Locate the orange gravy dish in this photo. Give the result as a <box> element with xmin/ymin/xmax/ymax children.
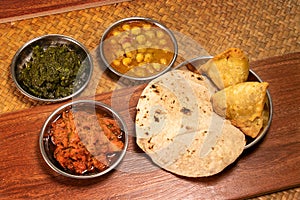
<box><xmin>49</xmin><ymin>109</ymin><xmax>125</xmax><ymax>175</ymax></box>
<box><xmin>102</xmin><ymin>20</ymin><xmax>176</xmax><ymax>78</ymax></box>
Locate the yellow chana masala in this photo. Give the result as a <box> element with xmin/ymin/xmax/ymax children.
<box><xmin>102</xmin><ymin>20</ymin><xmax>176</xmax><ymax>78</ymax></box>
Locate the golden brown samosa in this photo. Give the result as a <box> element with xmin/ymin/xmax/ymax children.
<box><xmin>200</xmin><ymin>48</ymin><xmax>249</xmax><ymax>89</ymax></box>
<box><xmin>211</xmin><ymin>81</ymin><xmax>269</xmax><ymax>138</ymax></box>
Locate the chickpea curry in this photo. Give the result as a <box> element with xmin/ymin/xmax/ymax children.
<box><xmin>102</xmin><ymin>20</ymin><xmax>176</xmax><ymax>78</ymax></box>
<box><xmin>49</xmin><ymin>108</ymin><xmax>125</xmax><ymax>175</ymax></box>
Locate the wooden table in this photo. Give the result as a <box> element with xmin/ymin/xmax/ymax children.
<box><xmin>0</xmin><ymin>53</ymin><xmax>299</xmax><ymax>199</ymax></box>
<box><xmin>0</xmin><ymin>0</ymin><xmax>129</xmax><ymax>23</ymax></box>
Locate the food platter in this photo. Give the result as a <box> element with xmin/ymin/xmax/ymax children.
<box><xmin>1</xmin><ymin>1</ymin><xmax>300</xmax><ymax>198</ymax></box>
<box><xmin>8</xmin><ymin>17</ymin><xmax>272</xmax><ymax>179</ymax></box>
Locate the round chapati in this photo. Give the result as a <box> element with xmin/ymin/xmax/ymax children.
<box><xmin>135</xmin><ymin>70</ymin><xmax>246</xmax><ymax>177</ymax></box>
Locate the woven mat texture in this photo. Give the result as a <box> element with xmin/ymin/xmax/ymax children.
<box><xmin>0</xmin><ymin>0</ymin><xmax>299</xmax><ymax>198</ymax></box>
<box><xmin>1</xmin><ymin>0</ymin><xmax>299</xmax><ymax>113</ymax></box>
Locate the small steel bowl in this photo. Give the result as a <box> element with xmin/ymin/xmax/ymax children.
<box><xmin>11</xmin><ymin>34</ymin><xmax>93</xmax><ymax>102</ymax></box>
<box><xmin>175</xmin><ymin>56</ymin><xmax>273</xmax><ymax>150</ymax></box>
<box><xmin>99</xmin><ymin>17</ymin><xmax>178</xmax><ymax>81</ymax></box>
<box><xmin>39</xmin><ymin>100</ymin><xmax>128</xmax><ymax>179</ymax></box>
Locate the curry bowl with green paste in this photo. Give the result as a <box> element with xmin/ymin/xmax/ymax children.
<box><xmin>11</xmin><ymin>34</ymin><xmax>93</xmax><ymax>102</ymax></box>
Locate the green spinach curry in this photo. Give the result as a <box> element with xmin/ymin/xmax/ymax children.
<box><xmin>17</xmin><ymin>45</ymin><xmax>87</xmax><ymax>99</ymax></box>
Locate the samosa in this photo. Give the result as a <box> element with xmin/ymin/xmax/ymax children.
<box><xmin>211</xmin><ymin>81</ymin><xmax>269</xmax><ymax>138</ymax></box>
<box><xmin>200</xmin><ymin>48</ymin><xmax>249</xmax><ymax>89</ymax></box>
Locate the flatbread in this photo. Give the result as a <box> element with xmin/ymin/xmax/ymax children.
<box><xmin>135</xmin><ymin>70</ymin><xmax>246</xmax><ymax>177</ymax></box>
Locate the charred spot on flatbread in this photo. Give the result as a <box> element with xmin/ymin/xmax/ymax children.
<box><xmin>180</xmin><ymin>107</ymin><xmax>192</xmax><ymax>115</ymax></box>
<box><xmin>191</xmin><ymin>73</ymin><xmax>203</xmax><ymax>81</ymax></box>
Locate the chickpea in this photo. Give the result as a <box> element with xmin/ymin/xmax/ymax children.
<box><xmin>135</xmin><ymin>68</ymin><xmax>146</xmax><ymax>77</ymax></box>
<box><xmin>160</xmin><ymin>58</ymin><xmax>168</xmax><ymax>65</ymax></box>
<box><xmin>112</xmin><ymin>59</ymin><xmax>121</xmax><ymax>66</ymax></box>
<box><xmin>122</xmin><ymin>57</ymin><xmax>132</xmax><ymax>66</ymax></box>
<box><xmin>121</xmin><ymin>31</ymin><xmax>130</xmax><ymax>38</ymax></box>
<box><xmin>136</xmin><ymin>34</ymin><xmax>146</xmax><ymax>44</ymax></box>
<box><xmin>119</xmin><ymin>33</ymin><xmax>130</xmax><ymax>43</ymax></box>
<box><xmin>125</xmin><ymin>47</ymin><xmax>136</xmax><ymax>57</ymax></box>
<box><xmin>152</xmin><ymin>45</ymin><xmax>159</xmax><ymax>50</ymax></box>
<box><xmin>163</xmin><ymin>47</ymin><xmax>171</xmax><ymax>53</ymax></box>
<box><xmin>137</xmin><ymin>45</ymin><xmax>147</xmax><ymax>53</ymax></box>
<box><xmin>125</xmin><ymin>50</ymin><xmax>133</xmax><ymax>58</ymax></box>
<box><xmin>143</xmin><ymin>24</ymin><xmax>152</xmax><ymax>30</ymax></box>
<box><xmin>159</xmin><ymin>39</ymin><xmax>167</xmax><ymax>46</ymax></box>
<box><xmin>136</xmin><ymin>53</ymin><xmax>144</xmax><ymax>63</ymax></box>
<box><xmin>115</xmin><ymin>49</ymin><xmax>124</xmax><ymax>58</ymax></box>
<box><xmin>131</xmin><ymin>26</ymin><xmax>141</xmax><ymax>35</ymax></box>
<box><xmin>110</xmin><ymin>39</ymin><xmax>117</xmax><ymax>45</ymax></box>
<box><xmin>156</xmin><ymin>30</ymin><xmax>165</xmax><ymax>38</ymax></box>
<box><xmin>153</xmin><ymin>63</ymin><xmax>162</xmax><ymax>71</ymax></box>
<box><xmin>145</xmin><ymin>31</ymin><xmax>155</xmax><ymax>39</ymax></box>
<box><xmin>138</xmin><ymin>62</ymin><xmax>146</xmax><ymax>67</ymax></box>
<box><xmin>147</xmin><ymin>65</ymin><xmax>155</xmax><ymax>74</ymax></box>
<box><xmin>122</xmin><ymin>42</ymin><xmax>131</xmax><ymax>49</ymax></box>
<box><xmin>122</xmin><ymin>24</ymin><xmax>131</xmax><ymax>31</ymax></box>
<box><xmin>112</xmin><ymin>30</ymin><xmax>121</xmax><ymax>36</ymax></box>
<box><xmin>145</xmin><ymin>41</ymin><xmax>153</xmax><ymax>47</ymax></box>
<box><xmin>127</xmin><ymin>67</ymin><xmax>136</xmax><ymax>75</ymax></box>
<box><xmin>144</xmin><ymin>53</ymin><xmax>153</xmax><ymax>63</ymax></box>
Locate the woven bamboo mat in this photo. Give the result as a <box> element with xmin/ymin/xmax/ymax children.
<box><xmin>0</xmin><ymin>0</ymin><xmax>299</xmax><ymax>198</ymax></box>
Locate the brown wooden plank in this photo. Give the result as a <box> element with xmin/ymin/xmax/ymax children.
<box><xmin>0</xmin><ymin>53</ymin><xmax>299</xmax><ymax>199</ymax></box>
<box><xmin>0</xmin><ymin>0</ymin><xmax>130</xmax><ymax>23</ymax></box>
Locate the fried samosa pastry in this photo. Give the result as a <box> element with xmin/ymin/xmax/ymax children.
<box><xmin>200</xmin><ymin>48</ymin><xmax>249</xmax><ymax>89</ymax></box>
<box><xmin>211</xmin><ymin>81</ymin><xmax>269</xmax><ymax>138</ymax></box>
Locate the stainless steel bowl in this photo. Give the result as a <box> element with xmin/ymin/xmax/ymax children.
<box><xmin>39</xmin><ymin>100</ymin><xmax>128</xmax><ymax>179</ymax></box>
<box><xmin>11</xmin><ymin>34</ymin><xmax>93</xmax><ymax>102</ymax></box>
<box><xmin>175</xmin><ymin>56</ymin><xmax>273</xmax><ymax>150</ymax></box>
<box><xmin>99</xmin><ymin>17</ymin><xmax>178</xmax><ymax>81</ymax></box>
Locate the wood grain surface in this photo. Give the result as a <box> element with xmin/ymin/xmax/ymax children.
<box><xmin>0</xmin><ymin>0</ymin><xmax>130</xmax><ymax>23</ymax></box>
<box><xmin>0</xmin><ymin>53</ymin><xmax>299</xmax><ymax>199</ymax></box>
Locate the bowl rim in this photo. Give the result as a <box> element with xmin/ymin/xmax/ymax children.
<box><xmin>245</xmin><ymin>69</ymin><xmax>273</xmax><ymax>149</ymax></box>
<box><xmin>10</xmin><ymin>34</ymin><xmax>93</xmax><ymax>102</ymax></box>
<box><xmin>39</xmin><ymin>100</ymin><xmax>129</xmax><ymax>179</ymax></box>
<box><xmin>174</xmin><ymin>56</ymin><xmax>273</xmax><ymax>150</ymax></box>
<box><xmin>99</xmin><ymin>16</ymin><xmax>178</xmax><ymax>81</ymax></box>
